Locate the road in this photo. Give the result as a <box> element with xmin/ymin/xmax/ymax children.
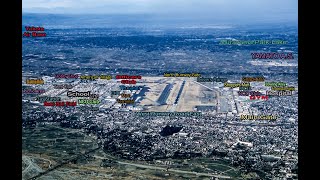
<box><xmin>27</xmin><ymin>146</ymin><xmax>101</xmax><ymax>180</ymax></box>
<box><xmin>117</xmin><ymin>161</ymin><xmax>232</xmax><ymax>179</ymax></box>
<box><xmin>94</xmin><ymin>155</ymin><xmax>231</xmax><ymax>179</ymax></box>
<box><xmin>22</xmin><ymin>156</ymin><xmax>43</xmax><ymax>176</ymax></box>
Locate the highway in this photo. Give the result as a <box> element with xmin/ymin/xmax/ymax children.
<box><xmin>27</xmin><ymin>146</ymin><xmax>101</xmax><ymax>180</ymax></box>
<box><xmin>94</xmin><ymin>155</ymin><xmax>232</xmax><ymax>179</ymax></box>
<box><xmin>117</xmin><ymin>161</ymin><xmax>232</xmax><ymax>179</ymax></box>
<box><xmin>27</xmin><ymin>149</ymin><xmax>232</xmax><ymax>179</ymax></box>
<box><xmin>22</xmin><ymin>156</ymin><xmax>43</xmax><ymax>176</ymax></box>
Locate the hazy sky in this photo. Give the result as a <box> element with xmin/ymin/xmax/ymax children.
<box><xmin>23</xmin><ymin>0</ymin><xmax>298</xmax><ymax>24</ymax></box>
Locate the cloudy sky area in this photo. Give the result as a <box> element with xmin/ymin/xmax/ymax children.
<box><xmin>23</xmin><ymin>0</ymin><xmax>297</xmax><ymax>24</ymax></box>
